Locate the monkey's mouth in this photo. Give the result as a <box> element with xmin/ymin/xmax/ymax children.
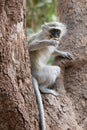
<box><xmin>49</xmin><ymin>35</ymin><xmax>59</xmax><ymax>41</ymax></box>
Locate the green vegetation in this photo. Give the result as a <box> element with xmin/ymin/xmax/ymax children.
<box><xmin>26</xmin><ymin>0</ymin><xmax>57</xmax><ymax>32</ymax></box>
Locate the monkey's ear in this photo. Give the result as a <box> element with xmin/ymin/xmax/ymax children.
<box><xmin>41</xmin><ymin>22</ymin><xmax>50</xmax><ymax>31</ymax></box>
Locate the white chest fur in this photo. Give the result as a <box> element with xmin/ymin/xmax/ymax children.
<box><xmin>37</xmin><ymin>46</ymin><xmax>55</xmax><ymax>65</ymax></box>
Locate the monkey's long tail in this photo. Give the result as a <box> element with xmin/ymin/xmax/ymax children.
<box><xmin>32</xmin><ymin>77</ymin><xmax>46</xmax><ymax>130</ymax></box>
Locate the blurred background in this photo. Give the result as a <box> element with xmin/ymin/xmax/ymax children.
<box><xmin>26</xmin><ymin>0</ymin><xmax>57</xmax><ymax>33</ymax></box>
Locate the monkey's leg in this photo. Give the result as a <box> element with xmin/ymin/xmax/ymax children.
<box><xmin>36</xmin><ymin>65</ymin><xmax>60</xmax><ymax>96</ymax></box>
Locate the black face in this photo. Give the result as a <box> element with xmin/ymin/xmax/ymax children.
<box><xmin>49</xmin><ymin>29</ymin><xmax>61</xmax><ymax>38</ymax></box>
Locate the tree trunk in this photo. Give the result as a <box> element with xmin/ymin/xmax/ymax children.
<box><xmin>53</xmin><ymin>0</ymin><xmax>87</xmax><ymax>129</ymax></box>
<box><xmin>1</xmin><ymin>0</ymin><xmax>87</xmax><ymax>130</ymax></box>
<box><xmin>40</xmin><ymin>0</ymin><xmax>87</xmax><ymax>130</ymax></box>
<box><xmin>0</xmin><ymin>0</ymin><xmax>39</xmax><ymax>130</ymax></box>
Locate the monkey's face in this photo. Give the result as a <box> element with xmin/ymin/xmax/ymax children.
<box><xmin>49</xmin><ymin>29</ymin><xmax>61</xmax><ymax>40</ymax></box>
<box><xmin>42</xmin><ymin>22</ymin><xmax>67</xmax><ymax>40</ymax></box>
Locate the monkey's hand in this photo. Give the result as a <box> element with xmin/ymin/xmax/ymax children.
<box><xmin>53</xmin><ymin>50</ymin><xmax>73</xmax><ymax>60</ymax></box>
<box><xmin>49</xmin><ymin>39</ymin><xmax>60</xmax><ymax>47</ymax></box>
<box><xmin>60</xmin><ymin>51</ymin><xmax>73</xmax><ymax>60</ymax></box>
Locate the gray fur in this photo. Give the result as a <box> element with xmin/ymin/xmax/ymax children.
<box><xmin>28</xmin><ymin>22</ymin><xmax>73</xmax><ymax>130</ymax></box>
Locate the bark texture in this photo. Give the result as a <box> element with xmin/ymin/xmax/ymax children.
<box><xmin>0</xmin><ymin>0</ymin><xmax>39</xmax><ymax>130</ymax></box>
<box><xmin>0</xmin><ymin>0</ymin><xmax>87</xmax><ymax>130</ymax></box>
<box><xmin>37</xmin><ymin>0</ymin><xmax>87</xmax><ymax>130</ymax></box>
<box><xmin>52</xmin><ymin>0</ymin><xmax>87</xmax><ymax>129</ymax></box>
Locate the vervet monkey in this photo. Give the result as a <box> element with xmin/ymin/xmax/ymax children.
<box><xmin>28</xmin><ymin>22</ymin><xmax>73</xmax><ymax>130</ymax></box>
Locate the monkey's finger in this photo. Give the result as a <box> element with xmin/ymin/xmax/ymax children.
<box><xmin>66</xmin><ymin>53</ymin><xmax>73</xmax><ymax>60</ymax></box>
<box><xmin>52</xmin><ymin>91</ymin><xmax>58</xmax><ymax>97</ymax></box>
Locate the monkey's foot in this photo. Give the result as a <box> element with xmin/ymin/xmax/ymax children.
<box><xmin>40</xmin><ymin>87</ymin><xmax>58</xmax><ymax>96</ymax></box>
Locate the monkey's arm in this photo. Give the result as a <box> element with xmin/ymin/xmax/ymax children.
<box><xmin>29</xmin><ymin>39</ymin><xmax>58</xmax><ymax>51</ymax></box>
<box><xmin>53</xmin><ymin>49</ymin><xmax>73</xmax><ymax>59</ymax></box>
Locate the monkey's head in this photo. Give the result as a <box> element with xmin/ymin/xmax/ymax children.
<box><xmin>42</xmin><ymin>22</ymin><xmax>67</xmax><ymax>40</ymax></box>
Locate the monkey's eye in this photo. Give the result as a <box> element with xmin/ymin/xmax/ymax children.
<box><xmin>50</xmin><ymin>29</ymin><xmax>61</xmax><ymax>38</ymax></box>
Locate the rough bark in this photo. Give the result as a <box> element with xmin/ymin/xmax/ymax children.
<box><xmin>52</xmin><ymin>0</ymin><xmax>87</xmax><ymax>129</ymax></box>
<box><xmin>39</xmin><ymin>0</ymin><xmax>87</xmax><ymax>130</ymax></box>
<box><xmin>0</xmin><ymin>0</ymin><xmax>39</xmax><ymax>130</ymax></box>
<box><xmin>1</xmin><ymin>0</ymin><xmax>87</xmax><ymax>130</ymax></box>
